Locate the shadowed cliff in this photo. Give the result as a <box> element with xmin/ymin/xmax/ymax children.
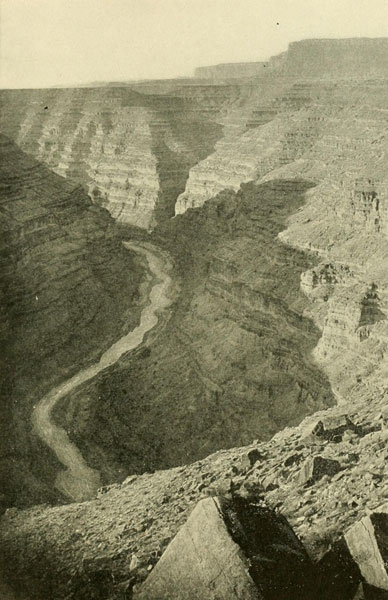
<box><xmin>0</xmin><ymin>135</ymin><xmax>143</xmax><ymax>508</ymax></box>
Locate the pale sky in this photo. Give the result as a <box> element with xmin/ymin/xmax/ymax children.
<box><xmin>1</xmin><ymin>0</ymin><xmax>388</xmax><ymax>88</ymax></box>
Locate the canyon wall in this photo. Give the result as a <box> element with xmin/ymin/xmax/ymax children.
<box><xmin>0</xmin><ymin>135</ymin><xmax>143</xmax><ymax>508</ymax></box>
<box><xmin>0</xmin><ymin>87</ymin><xmax>223</xmax><ymax>228</ymax></box>
<box><xmin>175</xmin><ymin>77</ymin><xmax>388</xmax><ymax>416</ymax></box>
<box><xmin>0</xmin><ymin>70</ymin><xmax>337</xmax><ymax>508</ymax></box>
<box><xmin>1</xmin><ymin>38</ymin><xmax>387</xmax><ymax>233</ymax></box>
<box><xmin>194</xmin><ymin>61</ymin><xmax>268</xmax><ymax>79</ymax></box>
<box><xmin>283</xmin><ymin>38</ymin><xmax>388</xmax><ymax>78</ymax></box>
<box><xmin>194</xmin><ymin>38</ymin><xmax>388</xmax><ymax>81</ymax></box>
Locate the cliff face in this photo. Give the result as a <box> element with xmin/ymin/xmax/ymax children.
<box><xmin>175</xmin><ymin>80</ymin><xmax>333</xmax><ymax>213</ymax></box>
<box><xmin>283</xmin><ymin>38</ymin><xmax>388</xmax><ymax>78</ymax></box>
<box><xmin>0</xmin><ymin>87</ymin><xmax>223</xmax><ymax>228</ymax></box>
<box><xmin>194</xmin><ymin>62</ymin><xmax>268</xmax><ymax>79</ymax></box>
<box><xmin>175</xmin><ymin>79</ymin><xmax>388</xmax><ymax>410</ymax></box>
<box><xmin>0</xmin><ymin>135</ymin><xmax>143</xmax><ymax>508</ymax></box>
<box><xmin>194</xmin><ymin>38</ymin><xmax>388</xmax><ymax>82</ymax></box>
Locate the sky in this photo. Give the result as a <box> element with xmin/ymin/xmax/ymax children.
<box><xmin>1</xmin><ymin>0</ymin><xmax>388</xmax><ymax>88</ymax></box>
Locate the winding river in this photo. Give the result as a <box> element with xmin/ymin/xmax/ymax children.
<box><xmin>32</xmin><ymin>241</ymin><xmax>175</xmax><ymax>502</ymax></box>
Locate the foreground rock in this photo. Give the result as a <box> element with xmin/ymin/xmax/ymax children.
<box><xmin>299</xmin><ymin>456</ymin><xmax>342</xmax><ymax>486</ymax></box>
<box><xmin>134</xmin><ymin>495</ymin><xmax>313</xmax><ymax>600</ymax></box>
<box><xmin>316</xmin><ymin>506</ymin><xmax>388</xmax><ymax>599</ymax></box>
<box><xmin>1</xmin><ymin>391</ymin><xmax>387</xmax><ymax>599</ymax></box>
<box><xmin>345</xmin><ymin>510</ymin><xmax>388</xmax><ymax>590</ymax></box>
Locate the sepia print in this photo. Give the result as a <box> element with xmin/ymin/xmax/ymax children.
<box><xmin>1</xmin><ymin>0</ymin><xmax>388</xmax><ymax>598</ymax></box>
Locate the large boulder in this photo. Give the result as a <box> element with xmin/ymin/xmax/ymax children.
<box><xmin>134</xmin><ymin>495</ymin><xmax>314</xmax><ymax>599</ymax></box>
<box><xmin>316</xmin><ymin>538</ymin><xmax>363</xmax><ymax>600</ymax></box>
<box><xmin>345</xmin><ymin>511</ymin><xmax>388</xmax><ymax>590</ymax></box>
<box><xmin>316</xmin><ymin>507</ymin><xmax>388</xmax><ymax>599</ymax></box>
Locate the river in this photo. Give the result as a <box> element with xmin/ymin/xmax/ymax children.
<box><xmin>31</xmin><ymin>241</ymin><xmax>175</xmax><ymax>502</ymax></box>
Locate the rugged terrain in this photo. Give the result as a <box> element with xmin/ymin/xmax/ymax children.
<box><xmin>1</xmin><ymin>37</ymin><xmax>388</xmax><ymax>599</ymax></box>
<box><xmin>0</xmin><ymin>136</ymin><xmax>143</xmax><ymax>509</ymax></box>
<box><xmin>52</xmin><ymin>179</ymin><xmax>334</xmax><ymax>485</ymax></box>
<box><xmin>1</xmin><ymin>385</ymin><xmax>387</xmax><ymax>598</ymax></box>
<box><xmin>0</xmin><ymin>87</ymin><xmax>223</xmax><ymax>228</ymax></box>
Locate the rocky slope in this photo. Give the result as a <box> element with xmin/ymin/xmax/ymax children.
<box><xmin>1</xmin><ymin>379</ymin><xmax>386</xmax><ymax>599</ymax></box>
<box><xmin>0</xmin><ymin>136</ymin><xmax>143</xmax><ymax>509</ymax></box>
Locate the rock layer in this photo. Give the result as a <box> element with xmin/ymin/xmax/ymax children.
<box><xmin>0</xmin><ymin>87</ymin><xmax>223</xmax><ymax>228</ymax></box>
<box><xmin>175</xmin><ymin>78</ymin><xmax>388</xmax><ymax>407</ymax></box>
<box><xmin>0</xmin><ymin>135</ymin><xmax>143</xmax><ymax>508</ymax></box>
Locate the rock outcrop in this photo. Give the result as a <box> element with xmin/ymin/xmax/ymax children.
<box><xmin>0</xmin><ymin>135</ymin><xmax>143</xmax><ymax>508</ymax></box>
<box><xmin>135</xmin><ymin>498</ymin><xmax>388</xmax><ymax>599</ymax></box>
<box><xmin>133</xmin><ymin>496</ymin><xmax>263</xmax><ymax>600</ymax></box>
<box><xmin>345</xmin><ymin>511</ymin><xmax>388</xmax><ymax>590</ymax></box>
<box><xmin>134</xmin><ymin>495</ymin><xmax>313</xmax><ymax>600</ymax></box>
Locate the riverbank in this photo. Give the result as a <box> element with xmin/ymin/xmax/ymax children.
<box><xmin>32</xmin><ymin>242</ymin><xmax>176</xmax><ymax>502</ymax></box>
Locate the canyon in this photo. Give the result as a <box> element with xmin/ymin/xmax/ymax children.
<box><xmin>32</xmin><ymin>240</ymin><xmax>175</xmax><ymax>502</ymax></box>
<box><xmin>0</xmin><ymin>37</ymin><xmax>388</xmax><ymax>599</ymax></box>
<box><xmin>0</xmin><ymin>135</ymin><xmax>144</xmax><ymax>509</ymax></box>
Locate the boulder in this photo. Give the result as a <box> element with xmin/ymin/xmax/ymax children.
<box><xmin>301</xmin><ymin>420</ymin><xmax>325</xmax><ymax>441</ymax></box>
<box><xmin>316</xmin><ymin>538</ymin><xmax>363</xmax><ymax>600</ymax></box>
<box><xmin>316</xmin><ymin>508</ymin><xmax>388</xmax><ymax>599</ymax></box>
<box><xmin>236</xmin><ymin>449</ymin><xmax>264</xmax><ymax>472</ymax></box>
<box><xmin>133</xmin><ymin>496</ymin><xmax>261</xmax><ymax>599</ymax></box>
<box><xmin>299</xmin><ymin>456</ymin><xmax>342</xmax><ymax>485</ymax></box>
<box><xmin>301</xmin><ymin>415</ymin><xmax>363</xmax><ymax>444</ymax></box>
<box><xmin>345</xmin><ymin>511</ymin><xmax>388</xmax><ymax>590</ymax></box>
<box><xmin>245</xmin><ymin>448</ymin><xmax>264</xmax><ymax>467</ymax></box>
<box><xmin>133</xmin><ymin>496</ymin><xmax>314</xmax><ymax>599</ymax></box>
<box><xmin>284</xmin><ymin>452</ymin><xmax>303</xmax><ymax>467</ymax></box>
